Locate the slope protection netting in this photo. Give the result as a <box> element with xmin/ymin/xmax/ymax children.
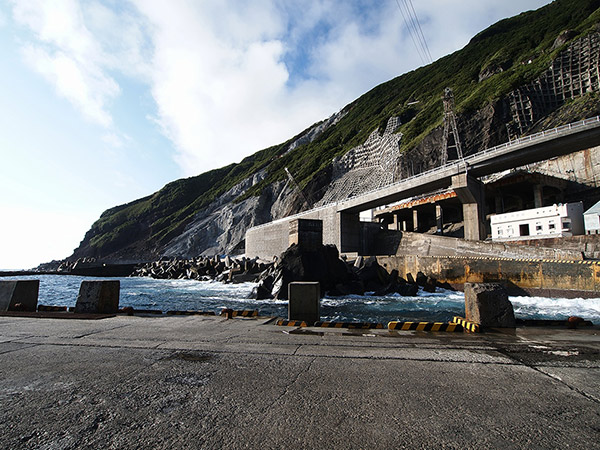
<box><xmin>316</xmin><ymin>117</ymin><xmax>402</xmax><ymax>206</ymax></box>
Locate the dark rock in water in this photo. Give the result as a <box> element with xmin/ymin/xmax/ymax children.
<box><xmin>396</xmin><ymin>283</ymin><xmax>419</xmax><ymax>297</ymax></box>
<box><xmin>464</xmin><ymin>283</ymin><xmax>515</xmax><ymax>328</ymax></box>
<box><xmin>356</xmin><ymin>257</ymin><xmax>390</xmax><ymax>292</ymax></box>
<box><xmin>249</xmin><ymin>243</ymin><xmax>361</xmax><ymax>300</ymax></box>
<box><xmin>416</xmin><ymin>271</ymin><xmax>436</xmax><ymax>293</ymax></box>
<box><xmin>230</xmin><ymin>272</ymin><xmax>258</xmax><ymax>284</ymax></box>
<box><xmin>328</xmin><ymin>280</ymin><xmax>365</xmax><ymax>297</ymax></box>
<box><xmin>372</xmin><ymin>269</ymin><xmax>419</xmax><ymax>297</ymax></box>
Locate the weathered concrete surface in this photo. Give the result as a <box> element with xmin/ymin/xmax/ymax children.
<box><xmin>75</xmin><ymin>280</ymin><xmax>120</xmax><ymax>314</ymax></box>
<box><xmin>465</xmin><ymin>282</ymin><xmax>516</xmax><ymax>327</ymax></box>
<box><xmin>288</xmin><ymin>282</ymin><xmax>320</xmax><ymax>322</ymax></box>
<box><xmin>377</xmin><ymin>254</ymin><xmax>600</xmax><ymax>298</ymax></box>
<box><xmin>0</xmin><ymin>280</ymin><xmax>39</xmax><ymax>312</ymax></box>
<box><xmin>0</xmin><ymin>315</ymin><xmax>598</xmax><ymax>449</ymax></box>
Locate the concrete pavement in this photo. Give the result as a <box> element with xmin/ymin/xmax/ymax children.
<box><xmin>0</xmin><ymin>314</ymin><xmax>598</xmax><ymax>449</ymax></box>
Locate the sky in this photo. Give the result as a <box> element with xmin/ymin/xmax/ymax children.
<box><xmin>0</xmin><ymin>0</ymin><xmax>552</xmax><ymax>270</ymax></box>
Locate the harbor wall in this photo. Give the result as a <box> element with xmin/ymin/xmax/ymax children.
<box><xmin>376</xmin><ymin>254</ymin><xmax>600</xmax><ymax>298</ymax></box>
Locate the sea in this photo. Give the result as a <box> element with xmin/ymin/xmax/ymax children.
<box><xmin>5</xmin><ymin>274</ymin><xmax>600</xmax><ymax>323</ymax></box>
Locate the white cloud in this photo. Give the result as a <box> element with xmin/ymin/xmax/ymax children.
<box><xmin>8</xmin><ymin>0</ymin><xmax>553</xmax><ymax>178</ymax></box>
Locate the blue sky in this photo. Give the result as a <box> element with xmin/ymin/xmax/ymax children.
<box><xmin>0</xmin><ymin>0</ymin><xmax>551</xmax><ymax>269</ymax></box>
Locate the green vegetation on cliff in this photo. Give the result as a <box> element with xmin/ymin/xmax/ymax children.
<box><xmin>74</xmin><ymin>0</ymin><xmax>600</xmax><ymax>260</ymax></box>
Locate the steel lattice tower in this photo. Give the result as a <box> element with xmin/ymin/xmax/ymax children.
<box><xmin>441</xmin><ymin>87</ymin><xmax>463</xmax><ymax>165</ymax></box>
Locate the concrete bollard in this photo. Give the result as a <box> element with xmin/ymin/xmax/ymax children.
<box><xmin>288</xmin><ymin>282</ymin><xmax>320</xmax><ymax>324</ymax></box>
<box><xmin>464</xmin><ymin>282</ymin><xmax>515</xmax><ymax>328</ymax></box>
<box><xmin>75</xmin><ymin>280</ymin><xmax>120</xmax><ymax>314</ymax></box>
<box><xmin>0</xmin><ymin>280</ymin><xmax>39</xmax><ymax>312</ymax></box>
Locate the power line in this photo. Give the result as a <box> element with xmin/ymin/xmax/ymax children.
<box><xmin>406</xmin><ymin>0</ymin><xmax>432</xmax><ymax>62</ymax></box>
<box><xmin>394</xmin><ymin>0</ymin><xmax>426</xmax><ymax>64</ymax></box>
<box><xmin>394</xmin><ymin>0</ymin><xmax>432</xmax><ymax>65</ymax></box>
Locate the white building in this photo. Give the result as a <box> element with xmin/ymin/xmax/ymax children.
<box><xmin>584</xmin><ymin>200</ymin><xmax>600</xmax><ymax>234</ymax></box>
<box><xmin>490</xmin><ymin>202</ymin><xmax>584</xmax><ymax>241</ymax></box>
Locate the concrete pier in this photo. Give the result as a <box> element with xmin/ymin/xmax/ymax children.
<box><xmin>0</xmin><ymin>315</ymin><xmax>597</xmax><ymax>448</ymax></box>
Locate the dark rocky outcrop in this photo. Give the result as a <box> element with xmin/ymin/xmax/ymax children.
<box><xmin>249</xmin><ymin>246</ymin><xmax>421</xmax><ymax>300</ymax></box>
<box><xmin>250</xmin><ymin>244</ymin><xmax>359</xmax><ymax>300</ymax></box>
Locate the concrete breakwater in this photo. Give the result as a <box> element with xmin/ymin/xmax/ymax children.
<box><xmin>131</xmin><ymin>256</ymin><xmax>269</xmax><ymax>284</ymax></box>
<box><xmin>377</xmin><ymin>254</ymin><xmax>600</xmax><ymax>298</ymax></box>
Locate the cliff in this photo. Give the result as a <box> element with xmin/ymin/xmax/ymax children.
<box><xmin>70</xmin><ymin>0</ymin><xmax>600</xmax><ymax>262</ymax></box>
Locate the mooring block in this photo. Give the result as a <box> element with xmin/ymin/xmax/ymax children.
<box><xmin>288</xmin><ymin>281</ymin><xmax>320</xmax><ymax>323</ymax></box>
<box><xmin>464</xmin><ymin>282</ymin><xmax>515</xmax><ymax>328</ymax></box>
<box><xmin>75</xmin><ymin>280</ymin><xmax>120</xmax><ymax>314</ymax></box>
<box><xmin>0</xmin><ymin>280</ymin><xmax>39</xmax><ymax>312</ymax></box>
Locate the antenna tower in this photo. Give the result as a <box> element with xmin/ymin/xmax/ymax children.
<box><xmin>441</xmin><ymin>87</ymin><xmax>463</xmax><ymax>165</ymax></box>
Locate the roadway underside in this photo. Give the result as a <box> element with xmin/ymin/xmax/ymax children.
<box><xmin>0</xmin><ymin>315</ymin><xmax>598</xmax><ymax>449</ymax></box>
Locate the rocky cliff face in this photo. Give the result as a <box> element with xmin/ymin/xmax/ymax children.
<box><xmin>67</xmin><ymin>0</ymin><xmax>600</xmax><ymax>263</ymax></box>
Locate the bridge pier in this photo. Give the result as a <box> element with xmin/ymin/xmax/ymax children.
<box><xmin>436</xmin><ymin>204</ymin><xmax>444</xmax><ymax>235</ymax></box>
<box><xmin>452</xmin><ymin>173</ymin><xmax>487</xmax><ymax>240</ymax></box>
<box><xmin>338</xmin><ymin>211</ymin><xmax>360</xmax><ymax>253</ymax></box>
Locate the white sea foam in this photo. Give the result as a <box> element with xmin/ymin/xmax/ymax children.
<box><xmin>510</xmin><ymin>295</ymin><xmax>600</xmax><ymax>321</ymax></box>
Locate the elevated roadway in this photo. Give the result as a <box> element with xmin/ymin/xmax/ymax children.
<box><xmin>246</xmin><ymin>117</ymin><xmax>600</xmax><ymax>257</ymax></box>
<box><xmin>338</xmin><ymin>116</ymin><xmax>600</xmax><ymax>213</ymax></box>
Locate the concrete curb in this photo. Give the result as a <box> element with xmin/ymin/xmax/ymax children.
<box><xmin>276</xmin><ymin>319</ymin><xmax>308</xmax><ymax>327</ymax></box>
<box><xmin>313</xmin><ymin>321</ymin><xmax>384</xmax><ymax>329</ymax></box>
<box><xmin>388</xmin><ymin>321</ymin><xmax>464</xmax><ymax>332</ymax></box>
<box><xmin>167</xmin><ymin>310</ymin><xmax>216</xmax><ymax>316</ymax></box>
<box><xmin>38</xmin><ymin>305</ymin><xmax>68</xmax><ymax>312</ymax></box>
<box><xmin>452</xmin><ymin>316</ymin><xmax>481</xmax><ymax>333</ymax></box>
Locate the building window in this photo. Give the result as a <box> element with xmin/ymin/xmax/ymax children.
<box><xmin>536</xmin><ymin>225</ymin><xmax>543</xmax><ymax>231</ymax></box>
<box><xmin>549</xmin><ymin>223</ymin><xmax>556</xmax><ymax>230</ymax></box>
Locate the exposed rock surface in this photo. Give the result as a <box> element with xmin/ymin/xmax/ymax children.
<box><xmin>249</xmin><ymin>245</ymin><xmax>421</xmax><ymax>300</ymax></box>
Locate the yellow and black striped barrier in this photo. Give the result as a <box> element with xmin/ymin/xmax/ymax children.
<box><xmin>387</xmin><ymin>321</ymin><xmax>463</xmax><ymax>332</ymax></box>
<box><xmin>276</xmin><ymin>319</ymin><xmax>308</xmax><ymax>327</ymax></box>
<box><xmin>232</xmin><ymin>309</ymin><xmax>258</xmax><ymax>317</ymax></box>
<box><xmin>220</xmin><ymin>309</ymin><xmax>259</xmax><ymax>318</ymax></box>
<box><xmin>452</xmin><ymin>317</ymin><xmax>480</xmax><ymax>333</ymax></box>
<box><xmin>313</xmin><ymin>321</ymin><xmax>384</xmax><ymax>329</ymax></box>
<box><xmin>167</xmin><ymin>310</ymin><xmax>216</xmax><ymax>316</ymax></box>
<box><xmin>38</xmin><ymin>305</ymin><xmax>68</xmax><ymax>312</ymax></box>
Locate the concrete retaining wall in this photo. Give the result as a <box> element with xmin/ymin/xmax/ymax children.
<box><xmin>380</xmin><ymin>231</ymin><xmax>585</xmax><ymax>260</ymax></box>
<box><xmin>245</xmin><ymin>206</ymin><xmax>341</xmax><ymax>259</ymax></box>
<box><xmin>376</xmin><ymin>255</ymin><xmax>600</xmax><ymax>298</ymax></box>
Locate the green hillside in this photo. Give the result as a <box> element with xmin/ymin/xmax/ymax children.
<box><xmin>73</xmin><ymin>0</ymin><xmax>600</xmax><ymax>260</ymax></box>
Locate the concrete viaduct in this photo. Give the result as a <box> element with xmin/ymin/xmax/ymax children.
<box><xmin>245</xmin><ymin>117</ymin><xmax>600</xmax><ymax>259</ymax></box>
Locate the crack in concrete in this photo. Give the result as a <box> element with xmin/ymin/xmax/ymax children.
<box><xmin>266</xmin><ymin>356</ymin><xmax>317</xmax><ymax>410</ymax></box>
<box><xmin>0</xmin><ymin>342</ymin><xmax>41</xmax><ymax>355</ymax></box>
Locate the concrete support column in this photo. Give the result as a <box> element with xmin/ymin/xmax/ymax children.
<box><xmin>452</xmin><ymin>173</ymin><xmax>487</xmax><ymax>241</ymax></box>
<box><xmin>338</xmin><ymin>211</ymin><xmax>360</xmax><ymax>254</ymax></box>
<box><xmin>391</xmin><ymin>213</ymin><xmax>400</xmax><ymax>231</ymax></box>
<box><xmin>533</xmin><ymin>184</ymin><xmax>543</xmax><ymax>208</ymax></box>
<box><xmin>436</xmin><ymin>204</ymin><xmax>444</xmax><ymax>235</ymax></box>
<box><xmin>412</xmin><ymin>209</ymin><xmax>419</xmax><ymax>232</ymax></box>
<box><xmin>402</xmin><ymin>220</ymin><xmax>408</xmax><ymax>232</ymax></box>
